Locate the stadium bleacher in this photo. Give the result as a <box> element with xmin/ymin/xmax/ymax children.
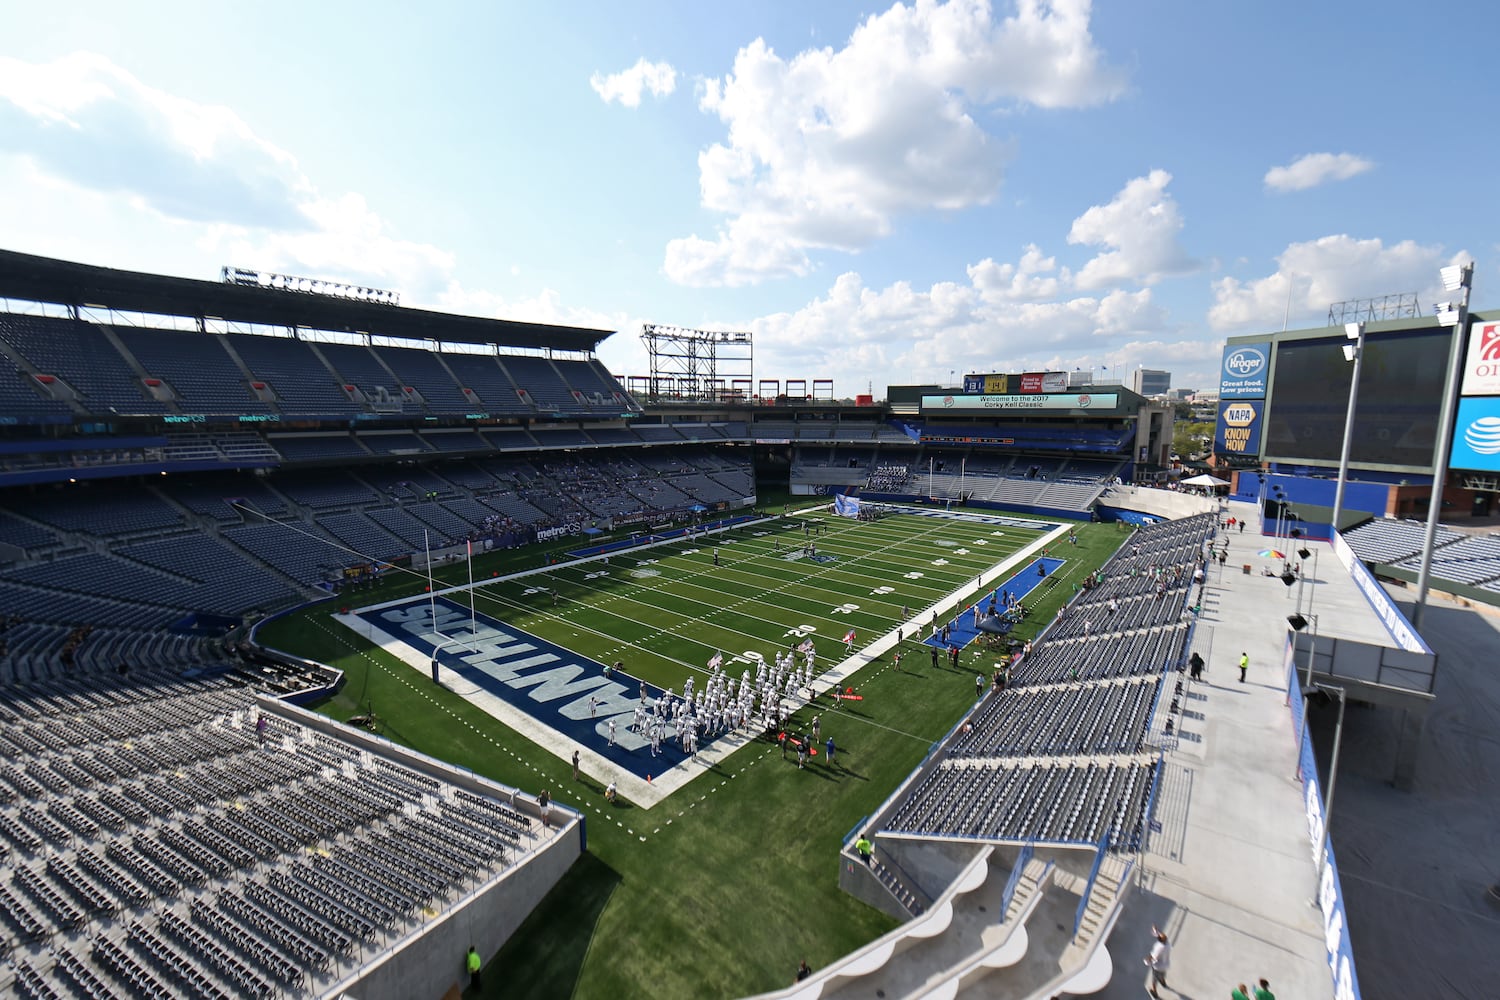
<box><xmin>866</xmin><ymin>512</ymin><xmax>1213</xmax><ymax>859</ymax></box>
<box><xmin>0</xmin><ymin>315</ymin><xmax>168</xmax><ymax>416</ymax></box>
<box><xmin>0</xmin><ymin>678</ymin><xmax>550</xmax><ymax>999</ymax></box>
<box><xmin>225</xmin><ymin>333</ymin><xmax>357</xmax><ymax>415</ymax></box>
<box><xmin>114</xmin><ymin>326</ymin><xmax>271</xmax><ymax>414</ymax></box>
<box><xmin>442</xmin><ymin>353</ymin><xmax>531</xmax><ymax>415</ymax></box>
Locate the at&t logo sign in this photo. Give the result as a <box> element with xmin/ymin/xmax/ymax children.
<box><xmin>1463</xmin><ymin>415</ymin><xmax>1500</xmax><ymax>455</ymax></box>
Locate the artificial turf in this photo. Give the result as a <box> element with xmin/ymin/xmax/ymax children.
<box><xmin>255</xmin><ymin>504</ymin><xmax>1127</xmax><ymax>998</ymax></box>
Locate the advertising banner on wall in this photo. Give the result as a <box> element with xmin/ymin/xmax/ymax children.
<box><xmin>1041</xmin><ymin>372</ymin><xmax>1067</xmax><ymax>392</ymax></box>
<box><xmin>1460</xmin><ymin>320</ymin><xmax>1500</xmax><ymax>396</ymax></box>
<box><xmin>1219</xmin><ymin>342</ymin><xmax>1270</xmax><ymax>399</ymax></box>
<box><xmin>1018</xmin><ymin>372</ymin><xmax>1045</xmax><ymax>393</ymax></box>
<box><xmin>1449</xmin><ymin>396</ymin><xmax>1500</xmax><ymax>472</ymax></box>
<box><xmin>1214</xmin><ymin>399</ymin><xmax>1263</xmax><ymax>455</ymax></box>
<box><xmin>921</xmin><ymin>393</ymin><xmax>1118</xmax><ymax>411</ymax></box>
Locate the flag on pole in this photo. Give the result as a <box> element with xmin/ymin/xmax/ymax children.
<box><xmin>707</xmin><ymin>651</ymin><xmax>723</xmax><ymax>669</ymax></box>
<box><xmin>798</xmin><ymin>638</ymin><xmax>815</xmax><ymax>653</ymax></box>
<box><xmin>843</xmin><ymin>629</ymin><xmax>856</xmax><ymax>644</ymax></box>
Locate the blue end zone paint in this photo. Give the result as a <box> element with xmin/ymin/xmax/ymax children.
<box><xmin>923</xmin><ymin>557</ymin><xmax>1064</xmax><ymax>650</ymax></box>
<box><xmin>352</xmin><ymin>597</ymin><xmax>735</xmax><ymax>780</ymax></box>
<box><xmin>564</xmin><ymin>514</ymin><xmax>762</xmax><ymax>558</ymax></box>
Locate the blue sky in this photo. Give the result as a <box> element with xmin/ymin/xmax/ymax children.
<box><xmin>0</xmin><ymin>0</ymin><xmax>1494</xmax><ymax>398</ymax></box>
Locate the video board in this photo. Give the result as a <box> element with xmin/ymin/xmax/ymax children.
<box><xmin>1263</xmin><ymin>327</ymin><xmax>1451</xmax><ymax>468</ymax></box>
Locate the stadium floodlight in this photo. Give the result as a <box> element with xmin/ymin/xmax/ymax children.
<box><xmin>1415</xmin><ymin>260</ymin><xmax>1476</xmax><ymax>631</ymax></box>
<box><xmin>1330</xmin><ymin>320</ymin><xmax>1367</xmax><ymax>534</ymax></box>
<box><xmin>1440</xmin><ymin>263</ymin><xmax>1471</xmax><ymax>292</ymax></box>
<box><xmin>1437</xmin><ymin>305</ymin><xmax>1462</xmax><ymax>326</ymax></box>
<box><xmin>221</xmin><ymin>265</ymin><xmax>401</xmax><ymax>305</ymax></box>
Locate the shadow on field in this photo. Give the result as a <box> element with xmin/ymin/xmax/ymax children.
<box><xmin>484</xmin><ymin>851</ymin><xmax>621</xmax><ymax>1000</ymax></box>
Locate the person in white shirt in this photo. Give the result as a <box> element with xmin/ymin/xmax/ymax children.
<box><xmin>1144</xmin><ymin>927</ymin><xmax>1171</xmax><ymax>997</ymax></box>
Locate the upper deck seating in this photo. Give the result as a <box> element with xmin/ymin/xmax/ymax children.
<box><xmin>226</xmin><ymin>335</ymin><xmax>356</xmax><ymax>415</ymax></box>
<box><xmin>0</xmin><ymin>315</ymin><xmax>166</xmax><ymax>415</ymax></box>
<box><xmin>114</xmin><ymin>327</ymin><xmax>270</xmax><ymax>414</ymax></box>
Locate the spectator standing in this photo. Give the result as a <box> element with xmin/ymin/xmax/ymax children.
<box><xmin>1143</xmin><ymin>927</ymin><xmax>1171</xmax><ymax>998</ymax></box>
<box><xmin>1238</xmin><ymin>651</ymin><xmax>1249</xmax><ymax>683</ymax></box>
<box><xmin>466</xmin><ymin>946</ymin><xmax>482</xmax><ymax>990</ymax></box>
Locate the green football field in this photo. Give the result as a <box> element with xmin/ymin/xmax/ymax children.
<box><xmin>256</xmin><ymin>504</ymin><xmax>1127</xmax><ymax>998</ymax></box>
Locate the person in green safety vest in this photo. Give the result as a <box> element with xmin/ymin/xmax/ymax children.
<box><xmin>854</xmin><ymin>834</ymin><xmax>873</xmax><ymax>866</ymax></box>
<box><xmin>466</xmin><ymin>946</ymin><xmax>482</xmax><ymax>990</ymax></box>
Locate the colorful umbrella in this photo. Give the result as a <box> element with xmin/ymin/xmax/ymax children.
<box><xmin>1257</xmin><ymin>549</ymin><xmax>1285</xmax><ymax>559</ymax></box>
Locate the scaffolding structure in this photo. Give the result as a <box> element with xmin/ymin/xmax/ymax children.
<box><xmin>1327</xmin><ymin>292</ymin><xmax>1420</xmax><ymax>327</ymax></box>
<box><xmin>634</xmin><ymin>325</ymin><xmax>753</xmax><ymax>403</ymax></box>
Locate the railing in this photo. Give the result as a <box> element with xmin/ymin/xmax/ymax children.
<box><xmin>1137</xmin><ymin>749</ymin><xmax>1167</xmax><ymax>854</ymax></box>
<box><xmin>999</xmin><ymin>841</ymin><xmax>1034</xmax><ymax>916</ymax></box>
<box><xmin>1072</xmin><ymin>831</ymin><xmax>1111</xmax><ymax>936</ymax></box>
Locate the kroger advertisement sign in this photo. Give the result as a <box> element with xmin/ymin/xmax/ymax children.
<box><xmin>1219</xmin><ymin>342</ymin><xmax>1270</xmax><ymax>398</ymax></box>
<box><xmin>1214</xmin><ymin>399</ymin><xmax>1262</xmax><ymax>455</ymax></box>
<box><xmin>1449</xmin><ymin>396</ymin><xmax>1500</xmax><ymax>473</ymax></box>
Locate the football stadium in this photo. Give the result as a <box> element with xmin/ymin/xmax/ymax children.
<box><xmin>0</xmin><ymin>248</ymin><xmax>1497</xmax><ymax>1000</ymax></box>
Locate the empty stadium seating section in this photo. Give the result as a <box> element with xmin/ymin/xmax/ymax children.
<box><xmin>877</xmin><ymin>513</ymin><xmax>1214</xmax><ymax>852</ymax></box>
<box><xmin>0</xmin><ymin>318</ymin><xmax>634</xmax><ymax>422</ymax></box>
<box><xmin>0</xmin><ymin>675</ymin><xmax>545</xmax><ymax>998</ymax></box>
<box><xmin>0</xmin><ymin>446</ymin><xmax>757</xmax><ymax>681</ymax></box>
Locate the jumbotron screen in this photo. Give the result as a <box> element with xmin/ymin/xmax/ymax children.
<box><xmin>1263</xmin><ymin>327</ymin><xmax>1451</xmax><ymax>468</ymax></box>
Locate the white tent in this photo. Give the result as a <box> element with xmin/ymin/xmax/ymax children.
<box><xmin>1179</xmin><ymin>473</ymin><xmax>1230</xmax><ymax>487</ymax></box>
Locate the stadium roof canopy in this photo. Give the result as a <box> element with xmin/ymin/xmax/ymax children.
<box><xmin>0</xmin><ymin>248</ymin><xmax>613</xmax><ymax>353</ymax></box>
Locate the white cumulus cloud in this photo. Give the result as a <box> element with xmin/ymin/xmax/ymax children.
<box><xmin>968</xmin><ymin>243</ymin><xmax>1069</xmax><ymax>302</ymax></box>
<box><xmin>1068</xmin><ymin>169</ymin><xmax>1196</xmax><ymax>289</ymax></box>
<box><xmin>0</xmin><ymin>52</ymin><xmax>475</xmax><ymax>302</ymax></box>
<box><xmin>666</xmin><ymin>0</ymin><xmax>1127</xmax><ymax>286</ymax></box>
<box><xmin>0</xmin><ymin>52</ymin><xmax>308</xmax><ymax>228</ymax></box>
<box><xmin>589</xmin><ymin>58</ymin><xmax>678</xmax><ymax>108</ymax></box>
<box><xmin>1264</xmin><ymin>152</ymin><xmax>1374</xmax><ymax>193</ymax></box>
<box><xmin>1207</xmin><ymin>234</ymin><xmax>1457</xmax><ymax>331</ymax></box>
<box><xmin>744</xmin><ymin>244</ymin><xmax>1185</xmax><ymax>394</ymax></box>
